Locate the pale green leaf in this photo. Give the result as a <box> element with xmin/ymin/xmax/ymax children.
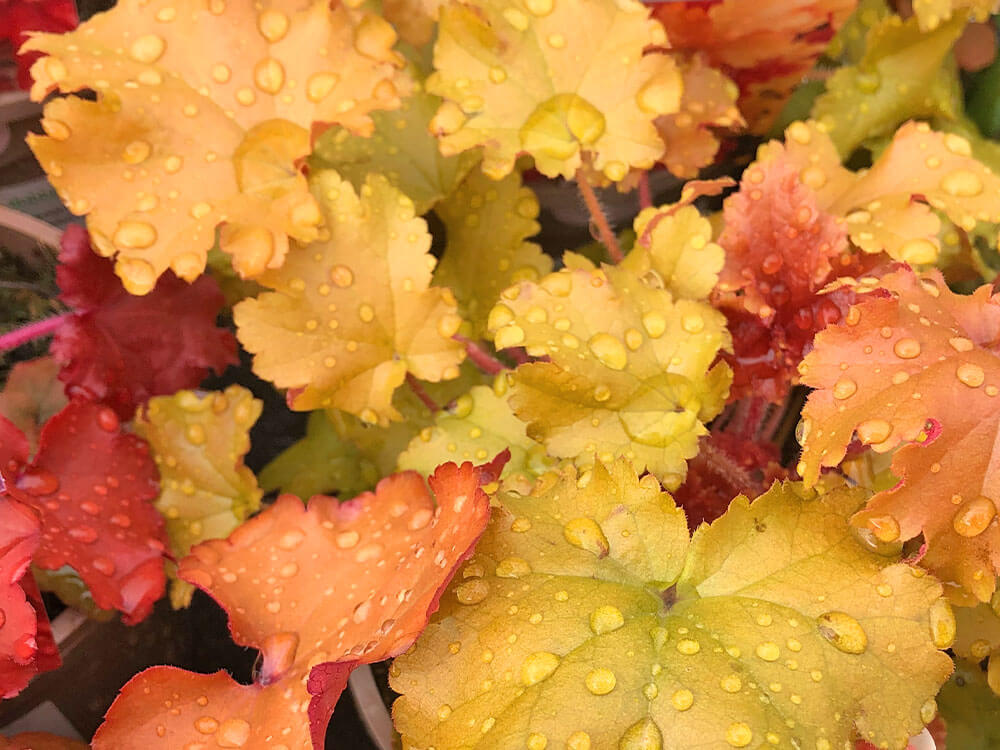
<box><xmin>936</xmin><ymin>660</ymin><xmax>1000</xmax><ymax>747</ymax></box>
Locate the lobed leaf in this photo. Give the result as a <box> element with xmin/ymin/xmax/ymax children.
<box><xmin>0</xmin><ymin>357</ymin><xmax>67</xmax><ymax>454</ymax></box>
<box><xmin>24</xmin><ymin>0</ymin><xmax>411</xmax><ymax>292</ymax></box>
<box><xmin>434</xmin><ymin>168</ymin><xmax>551</xmax><ymax>340</ymax></box>
<box><xmin>936</xmin><ymin>660</ymin><xmax>1000</xmax><ymax>746</ymax></box>
<box><xmin>911</xmin><ymin>0</ymin><xmax>999</xmax><ymax>31</ymax></box>
<box><xmin>133</xmin><ymin>386</ymin><xmax>262</xmax><ymax>608</ymax></box>
<box><xmin>234</xmin><ymin>171</ymin><xmax>465</xmax><ymax>426</ymax></box>
<box><xmin>393</xmin><ymin>462</ymin><xmax>954</xmax><ymax>750</ymax></box>
<box><xmin>490</xmin><ymin>262</ymin><xmax>731</xmax><ymax>489</ymax></box>
<box><xmin>799</xmin><ymin>268</ymin><xmax>1000</xmax><ymax>602</ymax></box>
<box><xmin>427</xmin><ymin>0</ymin><xmax>681</xmax><ymax>180</ymax></box>
<box><xmin>93</xmin><ymin>460</ymin><xmax>499</xmax><ymax>749</ymax></box>
<box><xmin>51</xmin><ymin>225</ymin><xmax>237</xmax><ymax>420</ymax></box>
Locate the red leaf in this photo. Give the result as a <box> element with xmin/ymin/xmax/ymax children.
<box><xmin>5</xmin><ymin>401</ymin><xmax>166</xmax><ymax>623</ymax></box>
<box><xmin>93</xmin><ymin>460</ymin><xmax>497</xmax><ymax>749</ymax></box>
<box><xmin>0</xmin><ymin>0</ymin><xmax>77</xmax><ymax>91</ymax></box>
<box><xmin>51</xmin><ymin>225</ymin><xmax>237</xmax><ymax>419</ymax></box>
<box><xmin>0</xmin><ymin>496</ymin><xmax>58</xmax><ymax>699</ymax></box>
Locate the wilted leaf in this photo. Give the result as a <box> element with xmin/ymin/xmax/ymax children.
<box><xmin>311</xmin><ymin>80</ymin><xmax>480</xmax><ymax>214</ymax></box>
<box><xmin>651</xmin><ymin>0</ymin><xmax>857</xmax><ymax>131</ymax></box>
<box><xmin>393</xmin><ymin>463</ymin><xmax>953</xmax><ymax>750</ymax></box>
<box><xmin>234</xmin><ymin>171</ymin><xmax>465</xmax><ymax>426</ymax></box>
<box><xmin>92</xmin><ymin>461</ymin><xmax>498</xmax><ymax>749</ymax></box>
<box><xmin>490</xmin><ymin>263</ymin><xmax>731</xmax><ymax>489</ymax></box>
<box><xmin>134</xmin><ymin>386</ymin><xmax>262</xmax><ymax>608</ymax></box>
<box><xmin>1</xmin><ymin>402</ymin><xmax>166</xmax><ymax>623</ymax></box>
<box><xmin>24</xmin><ymin>0</ymin><xmax>411</xmax><ymax>292</ymax></box>
<box><xmin>51</xmin><ymin>225</ymin><xmax>237</xmax><ymax>420</ymax></box>
<box><xmin>434</xmin><ymin>168</ymin><xmax>550</xmax><ymax>340</ymax></box>
<box><xmin>813</xmin><ymin>12</ymin><xmax>964</xmax><ymax>157</ymax></box>
<box><xmin>0</xmin><ymin>357</ymin><xmax>67</xmax><ymax>454</ymax></box>
<box><xmin>427</xmin><ymin>0</ymin><xmax>681</xmax><ymax>180</ymax></box>
<box><xmin>799</xmin><ymin>268</ymin><xmax>1000</xmax><ymax>603</ymax></box>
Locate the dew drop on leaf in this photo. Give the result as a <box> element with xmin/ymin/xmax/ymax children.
<box><xmin>817</xmin><ymin>611</ymin><xmax>868</xmax><ymax>654</ymax></box>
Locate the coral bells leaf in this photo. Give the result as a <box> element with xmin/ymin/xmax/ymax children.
<box><xmin>434</xmin><ymin>168</ymin><xmax>551</xmax><ymax>340</ymax></box>
<box><xmin>799</xmin><ymin>268</ymin><xmax>1000</xmax><ymax>603</ymax></box>
<box><xmin>650</xmin><ymin>0</ymin><xmax>856</xmax><ymax>132</ymax></box>
<box><xmin>937</xmin><ymin>659</ymin><xmax>1000</xmax><ymax>747</ymax></box>
<box><xmin>911</xmin><ymin>0</ymin><xmax>1000</xmax><ymax>31</ymax></box>
<box><xmin>0</xmin><ymin>733</ymin><xmax>89</xmax><ymax>750</ymax></box>
<box><xmin>490</xmin><ymin>263</ymin><xmax>731</xmax><ymax>489</ymax></box>
<box><xmin>92</xmin><ymin>460</ymin><xmax>498</xmax><ymax>749</ymax></box>
<box><xmin>234</xmin><ymin>172</ymin><xmax>466</xmax><ymax>426</ymax></box>
<box><xmin>133</xmin><ymin>387</ymin><xmax>263</xmax><ymax>608</ymax></box>
<box><xmin>0</xmin><ymin>496</ymin><xmax>57</xmax><ymax>699</ymax></box>
<box><xmin>0</xmin><ymin>0</ymin><xmax>77</xmax><ymax>91</ymax></box>
<box><xmin>2</xmin><ymin>402</ymin><xmax>166</xmax><ymax>623</ymax></box>
<box><xmin>427</xmin><ymin>0</ymin><xmax>682</xmax><ymax>180</ymax></box>
<box><xmin>0</xmin><ymin>357</ymin><xmax>67</xmax><ymax>455</ymax></box>
<box><xmin>23</xmin><ymin>0</ymin><xmax>411</xmax><ymax>293</ymax></box>
<box><xmin>51</xmin><ymin>225</ymin><xmax>237</xmax><ymax>421</ymax></box>
<box><xmin>953</xmin><ymin>601</ymin><xmax>1000</xmax><ymax>694</ymax></box>
<box><xmin>393</xmin><ymin>462</ymin><xmax>954</xmax><ymax>750</ymax></box>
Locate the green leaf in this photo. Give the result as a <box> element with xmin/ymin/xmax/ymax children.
<box><xmin>936</xmin><ymin>660</ymin><xmax>1000</xmax><ymax>747</ymax></box>
<box><xmin>310</xmin><ymin>83</ymin><xmax>480</xmax><ymax>214</ymax></box>
<box><xmin>398</xmin><ymin>382</ymin><xmax>552</xmax><ymax>482</ymax></box>
<box><xmin>433</xmin><ymin>168</ymin><xmax>552</xmax><ymax>340</ymax></box>
<box><xmin>392</xmin><ymin>465</ymin><xmax>954</xmax><ymax>750</ymax></box>
<box><xmin>953</xmin><ymin>597</ymin><xmax>1000</xmax><ymax>694</ymax></box>
<box><xmin>0</xmin><ymin>356</ymin><xmax>67</xmax><ymax>453</ymax></box>
<box><xmin>812</xmin><ymin>12</ymin><xmax>964</xmax><ymax>157</ymax></box>
<box><xmin>134</xmin><ymin>386</ymin><xmax>262</xmax><ymax>608</ymax></box>
<box><xmin>489</xmin><ymin>264</ymin><xmax>731</xmax><ymax>489</ymax></box>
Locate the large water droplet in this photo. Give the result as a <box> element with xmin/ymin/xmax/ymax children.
<box><xmin>620</xmin><ymin>718</ymin><xmax>663</xmax><ymax>749</ymax></box>
<box><xmin>725</xmin><ymin>722</ymin><xmax>753</xmax><ymax>748</ymax></box>
<box><xmin>817</xmin><ymin>611</ymin><xmax>867</xmax><ymax>654</ymax></box>
<box><xmin>941</xmin><ymin>169</ymin><xmax>984</xmax><ymax>197</ymax></box>
<box><xmin>563</xmin><ymin>518</ymin><xmax>609</xmax><ymax>558</ymax></box>
<box><xmin>17</xmin><ymin>468</ymin><xmax>60</xmax><ymax>495</ymax></box>
<box><xmin>587</xmin><ymin>333</ymin><xmax>628</xmax><ymax>370</ymax></box>
<box><xmin>521</xmin><ymin>651</ymin><xmax>559</xmax><ymax>686</ymax></box>
<box><xmin>928</xmin><ymin>599</ymin><xmax>956</xmax><ymax>649</ymax></box>
<box><xmin>216</xmin><ymin>718</ymin><xmax>251</xmax><ymax>747</ymax></box>
<box><xmin>952</xmin><ymin>496</ymin><xmax>996</xmax><ymax>537</ymax></box>
<box><xmin>589</xmin><ymin>605</ymin><xmax>624</xmax><ymax>635</ymax></box>
<box><xmin>585</xmin><ymin>667</ymin><xmax>616</xmax><ymax>695</ymax></box>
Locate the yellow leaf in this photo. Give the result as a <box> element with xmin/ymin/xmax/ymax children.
<box><xmin>24</xmin><ymin>0</ymin><xmax>411</xmax><ymax>293</ymax></box>
<box><xmin>912</xmin><ymin>0</ymin><xmax>999</xmax><ymax>31</ymax></box>
<box><xmin>134</xmin><ymin>386</ymin><xmax>262</xmax><ymax>608</ymax></box>
<box><xmin>234</xmin><ymin>171</ymin><xmax>466</xmax><ymax>426</ymax></box>
<box><xmin>434</xmin><ymin>168</ymin><xmax>551</xmax><ymax>339</ymax></box>
<box><xmin>392</xmin><ymin>463</ymin><xmax>954</xmax><ymax>750</ymax></box>
<box><xmin>426</xmin><ymin>0</ymin><xmax>681</xmax><ymax>180</ymax></box>
<box><xmin>490</xmin><ymin>263</ymin><xmax>730</xmax><ymax>488</ymax></box>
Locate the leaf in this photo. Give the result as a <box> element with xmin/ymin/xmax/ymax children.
<box><xmin>0</xmin><ymin>0</ymin><xmax>77</xmax><ymax>91</ymax></box>
<box><xmin>399</xmin><ymin>383</ymin><xmax>549</xmax><ymax>482</ymax></box>
<box><xmin>490</xmin><ymin>263</ymin><xmax>731</xmax><ymax>489</ymax></box>
<box><xmin>936</xmin><ymin>660</ymin><xmax>1000</xmax><ymax>747</ymax></box>
<box><xmin>133</xmin><ymin>387</ymin><xmax>262</xmax><ymax>608</ymax></box>
<box><xmin>0</xmin><ymin>357</ymin><xmax>67</xmax><ymax>454</ymax></box>
<box><xmin>23</xmin><ymin>0</ymin><xmax>412</xmax><ymax>292</ymax></box>
<box><xmin>799</xmin><ymin>268</ymin><xmax>1000</xmax><ymax>603</ymax></box>
<box><xmin>812</xmin><ymin>11</ymin><xmax>964</xmax><ymax>158</ymax></box>
<box><xmin>0</xmin><ymin>497</ymin><xmax>56</xmax><ymax>699</ymax></box>
<box><xmin>654</xmin><ymin>54</ymin><xmax>743</xmax><ymax>179</ymax></box>
<box><xmin>235</xmin><ymin>172</ymin><xmax>466</xmax><ymax>426</ymax></box>
<box><xmin>651</xmin><ymin>0</ymin><xmax>857</xmax><ymax>132</ymax></box>
<box><xmin>92</xmin><ymin>460</ymin><xmax>498</xmax><ymax>749</ymax></box>
<box><xmin>0</xmin><ymin>733</ymin><xmax>88</xmax><ymax>750</ymax></box>
<box><xmin>953</xmin><ymin>598</ymin><xmax>1000</xmax><ymax>694</ymax></box>
<box><xmin>51</xmin><ymin>225</ymin><xmax>237</xmax><ymax>420</ymax></box>
<box><xmin>311</xmin><ymin>80</ymin><xmax>480</xmax><ymax>214</ymax></box>
<box><xmin>2</xmin><ymin>401</ymin><xmax>166</xmax><ymax>623</ymax></box>
<box><xmin>433</xmin><ymin>168</ymin><xmax>551</xmax><ymax>340</ymax></box>
<box><xmin>911</xmin><ymin>0</ymin><xmax>999</xmax><ymax>31</ymax></box>
<box><xmin>392</xmin><ymin>463</ymin><xmax>954</xmax><ymax>750</ymax></box>
<box><xmin>427</xmin><ymin>0</ymin><xmax>681</xmax><ymax>180</ymax></box>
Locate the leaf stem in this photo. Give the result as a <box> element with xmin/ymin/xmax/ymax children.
<box><xmin>638</xmin><ymin>171</ymin><xmax>653</xmax><ymax>210</ymax></box>
<box><xmin>575</xmin><ymin>169</ymin><xmax>623</xmax><ymax>263</ymax></box>
<box><xmin>0</xmin><ymin>313</ymin><xmax>71</xmax><ymax>353</ymax></box>
<box><xmin>406</xmin><ymin>373</ymin><xmax>440</xmax><ymax>413</ymax></box>
<box><xmin>454</xmin><ymin>335</ymin><xmax>506</xmax><ymax>375</ymax></box>
<box><xmin>699</xmin><ymin>438</ymin><xmax>757</xmax><ymax>496</ymax></box>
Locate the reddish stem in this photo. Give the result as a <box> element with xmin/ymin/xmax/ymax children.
<box><xmin>700</xmin><ymin>439</ymin><xmax>758</xmax><ymax>496</ymax></box>
<box><xmin>638</xmin><ymin>171</ymin><xmax>653</xmax><ymax>210</ymax></box>
<box><xmin>575</xmin><ymin>169</ymin><xmax>623</xmax><ymax>263</ymax></box>
<box><xmin>455</xmin><ymin>335</ymin><xmax>506</xmax><ymax>375</ymax></box>
<box><xmin>0</xmin><ymin>313</ymin><xmax>71</xmax><ymax>353</ymax></box>
<box><xmin>406</xmin><ymin>373</ymin><xmax>440</xmax><ymax>413</ymax></box>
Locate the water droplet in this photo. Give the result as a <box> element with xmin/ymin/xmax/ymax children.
<box><xmin>832</xmin><ymin>378</ymin><xmax>857</xmax><ymax>400</ymax></box>
<box><xmin>817</xmin><ymin>611</ymin><xmax>867</xmax><ymax>654</ymax></box>
<box><xmin>725</xmin><ymin>722</ymin><xmax>753</xmax><ymax>748</ymax></box>
<box><xmin>521</xmin><ymin>651</ymin><xmax>559</xmax><ymax>686</ymax></box>
<box><xmin>899</xmin><ymin>239</ymin><xmax>937</xmax><ymax>264</ymax></box>
<box><xmin>928</xmin><ymin>599</ymin><xmax>956</xmax><ymax>649</ymax></box>
<box><xmin>787</xmin><ymin>122</ymin><xmax>812</xmax><ymax>144</ymax></box>
<box><xmin>253</xmin><ymin>57</ymin><xmax>285</xmax><ymax>94</ymax></box>
<box><xmin>330</xmin><ymin>265</ymin><xmax>354</xmax><ymax>287</ymax></box>
<box><xmin>676</xmin><ymin>638</ymin><xmax>700</xmax><ymax>655</ymax></box>
<box><xmin>864</xmin><ymin>514</ymin><xmax>901</xmax><ymax>543</ymax></box>
<box><xmin>589</xmin><ymin>605</ymin><xmax>624</xmax><ymax>635</ymax></box>
<box><xmin>495</xmin><ymin>557</ymin><xmax>531</xmax><ymax>578</ymax></box>
<box><xmin>185</xmin><ymin>423</ymin><xmax>206</xmax><ymax>445</ymax></box>
<box><xmin>563</xmin><ymin>518</ymin><xmax>609</xmax><ymax>557</ymax></box>
<box><xmin>122</xmin><ymin>139</ymin><xmax>152</xmax><ymax>165</ymax></box>
<box><xmin>956</xmin><ymin>362</ymin><xmax>986</xmax><ymax>388</ymax></box>
<box><xmin>952</xmin><ymin>496</ymin><xmax>996</xmax><ymax>537</ymax></box>
<box><xmin>585</xmin><ymin>668</ymin><xmax>616</xmax><ymax>695</ymax></box>
<box><xmin>755</xmin><ymin>642</ymin><xmax>780</xmax><ymax>661</ymax></box>
<box><xmin>257</xmin><ymin>9</ymin><xmax>289</xmax><ymax>42</ymax></box>
<box><xmin>587</xmin><ymin>333</ymin><xmax>627</xmax><ymax>370</ymax></box>
<box><xmin>92</xmin><ymin>557</ymin><xmax>116</xmax><ymax>576</ymax></box>
<box><xmin>216</xmin><ymin>718</ymin><xmax>250</xmax><ymax>747</ymax></box>
<box><xmin>566</xmin><ymin>731</ymin><xmax>591</xmax><ymax>750</ymax></box>
<box><xmin>335</xmin><ymin>530</ymin><xmax>359</xmax><ymax>549</ymax></box>
<box><xmin>17</xmin><ymin>469</ymin><xmax>60</xmax><ymax>495</ymax></box>
<box><xmin>194</xmin><ymin>716</ymin><xmax>219</xmax><ymax>734</ymax></box>
<box><xmin>941</xmin><ymin>169</ymin><xmax>984</xmax><ymax>197</ymax></box>
<box><xmin>495</xmin><ymin>324</ymin><xmax>526</xmax><ymax>349</ymax></box>
<box><xmin>456</xmin><ymin>579</ymin><xmax>489</xmax><ymax>604</ymax></box>
<box><xmin>856</xmin><ymin>419</ymin><xmax>892</xmax><ymax>445</ymax></box>
<box><xmin>113</xmin><ymin>221</ymin><xmax>157</xmax><ymax>249</ymax></box>
<box><xmin>681</xmin><ymin>314</ymin><xmax>704</xmax><ymax>334</ymax></box>
<box><xmin>720</xmin><ymin>674</ymin><xmax>742</xmax><ymax>693</ymax></box>
<box><xmin>893</xmin><ymin>338</ymin><xmax>921</xmax><ymax>359</ymax></box>
<box><xmin>619</xmin><ymin>718</ymin><xmax>662</xmax><ymax>749</ymax></box>
<box><xmin>670</xmin><ymin>689</ymin><xmax>694</xmax><ymax>711</ymax></box>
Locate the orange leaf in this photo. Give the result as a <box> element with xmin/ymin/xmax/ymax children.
<box><xmin>0</xmin><ymin>733</ymin><xmax>88</xmax><ymax>750</ymax></box>
<box><xmin>799</xmin><ymin>268</ymin><xmax>1000</xmax><ymax>603</ymax></box>
<box><xmin>92</xmin><ymin>460</ymin><xmax>499</xmax><ymax>748</ymax></box>
<box><xmin>23</xmin><ymin>0</ymin><xmax>411</xmax><ymax>293</ymax></box>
